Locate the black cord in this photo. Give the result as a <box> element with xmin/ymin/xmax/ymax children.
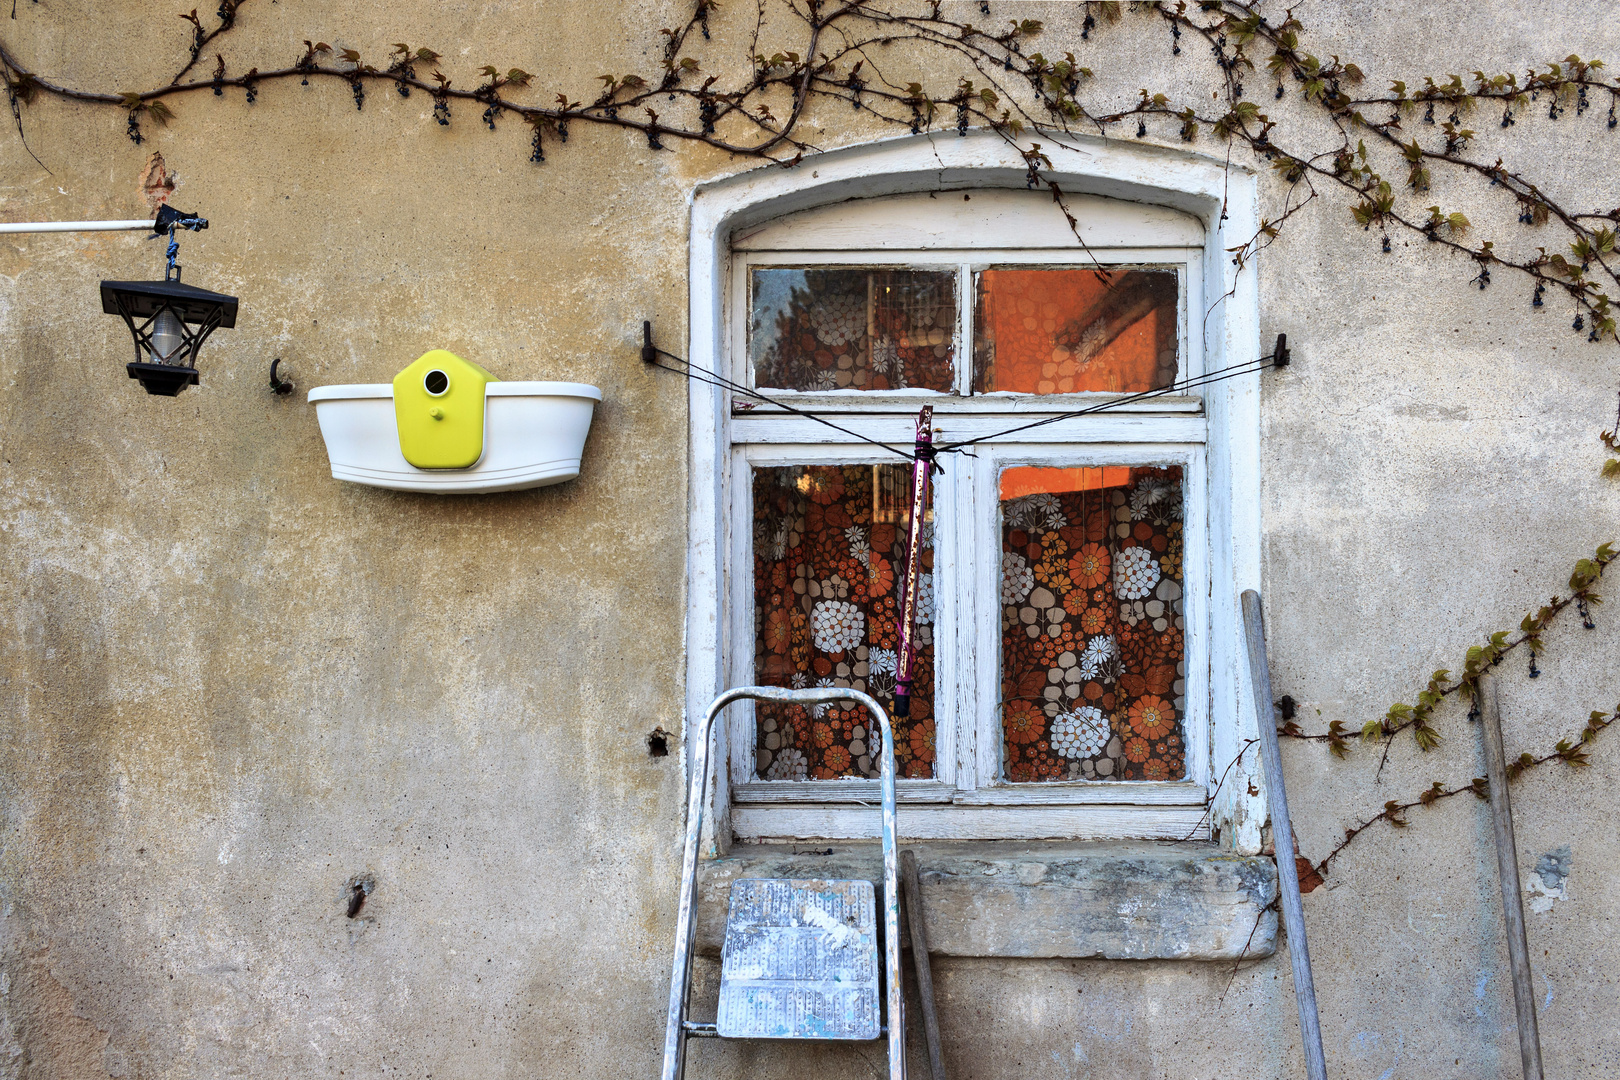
<box><xmin>646</xmin><ymin>340</ymin><xmax>1282</xmax><ymax>461</ymax></box>
<box><xmin>935</xmin><ymin>353</ymin><xmax>1282</xmax><ymax>453</ymax></box>
<box><xmin>647</xmin><ymin>347</ymin><xmax>916</xmax><ymax>460</ymax></box>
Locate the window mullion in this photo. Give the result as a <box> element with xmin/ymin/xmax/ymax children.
<box><xmin>946</xmin><ymin>441</ymin><xmax>979</xmax><ymax>793</ymax></box>
<box><xmin>727</xmin><ymin>445</ymin><xmax>755</xmax><ymax>785</ymax></box>
<box><xmin>955</xmin><ymin>261</ymin><xmax>973</xmax><ymax>397</ymax></box>
<box><xmin>972</xmin><ymin>449</ymin><xmax>1003</xmax><ymax>790</ymax></box>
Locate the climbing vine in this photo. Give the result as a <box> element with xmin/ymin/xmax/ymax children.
<box><xmin>4</xmin><ymin>1</ymin><xmax>1620</xmax><ymax>341</ymax></box>
<box><xmin>1284</xmin><ymin>544</ymin><xmax>1616</xmax><ymax>759</ymax></box>
<box><xmin>2</xmin><ymin>0</ymin><xmax>1618</xmax><ymax>876</ymax></box>
<box><xmin>1306</xmin><ymin>698</ymin><xmax>1619</xmax><ymax>881</ymax></box>
<box><xmin>1276</xmin><ymin>543</ymin><xmax>1616</xmax><ymax>879</ymax></box>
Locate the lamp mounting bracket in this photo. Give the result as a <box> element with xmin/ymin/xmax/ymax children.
<box><xmin>147</xmin><ymin>205</ymin><xmax>210</xmax><ymax>282</ymax></box>
<box><xmin>151</xmin><ymin>205</ymin><xmax>209</xmax><ymax>234</ymax></box>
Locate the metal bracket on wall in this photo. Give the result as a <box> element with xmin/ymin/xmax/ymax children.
<box><xmin>1272</xmin><ymin>333</ymin><xmax>1291</xmax><ymax>368</ymax></box>
<box><xmin>269</xmin><ymin>358</ymin><xmax>294</xmax><ymax>396</ymax></box>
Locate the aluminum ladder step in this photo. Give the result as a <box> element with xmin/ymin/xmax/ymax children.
<box><xmin>661</xmin><ymin>686</ymin><xmax>904</xmax><ymax>1080</ymax></box>
<box><xmin>717</xmin><ymin>878</ymin><xmax>881</xmax><ymax>1041</ymax></box>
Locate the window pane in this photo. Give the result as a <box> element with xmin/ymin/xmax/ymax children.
<box><xmin>973</xmin><ymin>269</ymin><xmax>1178</xmax><ymax>394</ymax></box>
<box><xmin>750</xmin><ymin>268</ymin><xmax>957</xmax><ymax>392</ymax></box>
<box><xmin>752</xmin><ymin>464</ymin><xmax>936</xmax><ymax>780</ymax></box>
<box><xmin>998</xmin><ymin>465</ymin><xmax>1186</xmax><ymax>783</ymax></box>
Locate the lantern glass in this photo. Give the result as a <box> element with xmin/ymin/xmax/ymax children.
<box><xmin>149</xmin><ymin>309</ymin><xmax>186</xmax><ymax>363</ymax></box>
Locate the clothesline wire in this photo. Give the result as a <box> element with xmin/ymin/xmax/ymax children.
<box><xmin>647</xmin><ymin>348</ymin><xmax>917</xmax><ymax>460</ymax></box>
<box><xmin>647</xmin><ymin>345</ymin><xmax>1284</xmax><ymax>462</ymax></box>
<box><xmin>934</xmin><ymin>352</ymin><xmax>1283</xmax><ymax>452</ymax></box>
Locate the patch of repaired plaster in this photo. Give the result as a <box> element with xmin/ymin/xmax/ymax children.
<box><xmin>1525</xmin><ymin>845</ymin><xmax>1571</xmax><ymax>914</ymax></box>
<box><xmin>4</xmin><ymin>947</ymin><xmax>112</xmax><ymax>1078</ymax></box>
<box><xmin>0</xmin><ymin>971</ymin><xmax>20</xmax><ymax>1080</ymax></box>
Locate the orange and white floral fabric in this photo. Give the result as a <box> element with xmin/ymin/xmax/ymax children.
<box><xmin>999</xmin><ymin>465</ymin><xmax>1186</xmax><ymax>782</ymax></box>
<box><xmin>752</xmin><ymin>465</ymin><xmax>936</xmax><ymax>780</ymax></box>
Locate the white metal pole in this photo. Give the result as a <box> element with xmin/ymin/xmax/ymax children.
<box><xmin>0</xmin><ymin>220</ymin><xmax>155</xmax><ymax>234</ymax></box>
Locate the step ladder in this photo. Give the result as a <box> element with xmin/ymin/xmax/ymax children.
<box><xmin>661</xmin><ymin>685</ymin><xmax>905</xmax><ymax>1080</ymax></box>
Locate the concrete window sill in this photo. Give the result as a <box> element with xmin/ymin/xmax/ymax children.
<box><xmin>697</xmin><ymin>841</ymin><xmax>1278</xmax><ymax>961</ymax></box>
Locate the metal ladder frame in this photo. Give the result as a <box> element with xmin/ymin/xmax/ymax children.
<box><xmin>661</xmin><ymin>685</ymin><xmax>905</xmax><ymax>1080</ymax></box>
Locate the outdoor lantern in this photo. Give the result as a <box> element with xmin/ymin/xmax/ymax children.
<box><xmin>100</xmin><ymin>206</ymin><xmax>238</xmax><ymax>397</ymax></box>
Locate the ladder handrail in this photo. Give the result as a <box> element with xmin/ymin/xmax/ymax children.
<box><xmin>660</xmin><ymin>685</ymin><xmax>904</xmax><ymax>1080</ymax></box>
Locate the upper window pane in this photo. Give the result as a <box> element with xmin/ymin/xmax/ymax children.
<box><xmin>972</xmin><ymin>269</ymin><xmax>1178</xmax><ymax>395</ymax></box>
<box><xmin>750</xmin><ymin>268</ymin><xmax>957</xmax><ymax>392</ymax></box>
<box><xmin>998</xmin><ymin>464</ymin><xmax>1186</xmax><ymax>783</ymax></box>
<box><xmin>752</xmin><ymin>464</ymin><xmax>936</xmax><ymax>781</ymax></box>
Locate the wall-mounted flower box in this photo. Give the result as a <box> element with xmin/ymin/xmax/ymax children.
<box><xmin>310</xmin><ymin>368</ymin><xmax>601</xmax><ymax>494</ymax></box>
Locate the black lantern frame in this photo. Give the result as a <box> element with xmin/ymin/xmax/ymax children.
<box><xmin>99</xmin><ymin>207</ymin><xmax>239</xmax><ymax>397</ymax></box>
<box><xmin>100</xmin><ymin>278</ymin><xmax>239</xmax><ymax>395</ymax></box>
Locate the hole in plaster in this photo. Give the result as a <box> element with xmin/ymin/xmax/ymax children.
<box><xmin>346</xmin><ymin>873</ymin><xmax>375</xmax><ymax>918</ymax></box>
<box><xmin>138</xmin><ymin>151</ymin><xmax>175</xmax><ymax>211</ymax></box>
<box><xmin>647</xmin><ymin>728</ymin><xmax>672</xmax><ymax>757</ymax></box>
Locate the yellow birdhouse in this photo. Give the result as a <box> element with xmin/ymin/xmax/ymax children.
<box><xmin>393</xmin><ymin>350</ymin><xmax>496</xmax><ymax>469</ymax></box>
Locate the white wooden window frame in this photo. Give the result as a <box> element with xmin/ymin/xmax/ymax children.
<box><xmin>686</xmin><ymin>133</ymin><xmax>1264</xmax><ymax>854</ymax></box>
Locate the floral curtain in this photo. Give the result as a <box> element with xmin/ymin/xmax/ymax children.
<box><xmin>752</xmin><ymin>464</ymin><xmax>936</xmax><ymax>780</ymax></box>
<box><xmin>999</xmin><ymin>465</ymin><xmax>1186</xmax><ymax>782</ymax></box>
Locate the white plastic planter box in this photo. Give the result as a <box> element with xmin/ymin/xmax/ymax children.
<box><xmin>309</xmin><ymin>381</ymin><xmax>602</xmax><ymax>493</ymax></box>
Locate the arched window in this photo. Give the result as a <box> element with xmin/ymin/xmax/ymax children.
<box><xmin>686</xmin><ymin>133</ymin><xmax>1263</xmax><ymax>849</ymax></box>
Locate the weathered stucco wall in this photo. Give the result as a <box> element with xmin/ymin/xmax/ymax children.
<box><xmin>1</xmin><ymin>2</ymin><xmax>1618</xmax><ymax>1077</ymax></box>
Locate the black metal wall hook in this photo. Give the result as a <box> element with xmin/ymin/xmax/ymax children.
<box><xmin>642</xmin><ymin>320</ymin><xmax>658</xmax><ymax>364</ymax></box>
<box><xmin>152</xmin><ymin>204</ymin><xmax>209</xmax><ymax>234</ymax></box>
<box><xmin>269</xmin><ymin>358</ymin><xmax>294</xmax><ymax>396</ymax></box>
<box><xmin>1273</xmin><ymin>333</ymin><xmax>1291</xmax><ymax>367</ymax></box>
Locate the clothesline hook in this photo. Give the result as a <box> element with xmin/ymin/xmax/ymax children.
<box><xmin>268</xmin><ymin>358</ymin><xmax>294</xmax><ymax>396</ymax></box>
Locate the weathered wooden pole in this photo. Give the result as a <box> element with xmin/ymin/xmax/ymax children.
<box><xmin>1240</xmin><ymin>590</ymin><xmax>1327</xmax><ymax>1080</ymax></box>
<box><xmin>900</xmin><ymin>849</ymin><xmax>947</xmax><ymax>1080</ymax></box>
<box><xmin>1477</xmin><ymin>674</ymin><xmax>1545</xmax><ymax>1080</ymax></box>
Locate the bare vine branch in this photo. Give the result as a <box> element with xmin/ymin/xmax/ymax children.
<box><xmin>1308</xmin><ymin>698</ymin><xmax>1619</xmax><ymax>879</ymax></box>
